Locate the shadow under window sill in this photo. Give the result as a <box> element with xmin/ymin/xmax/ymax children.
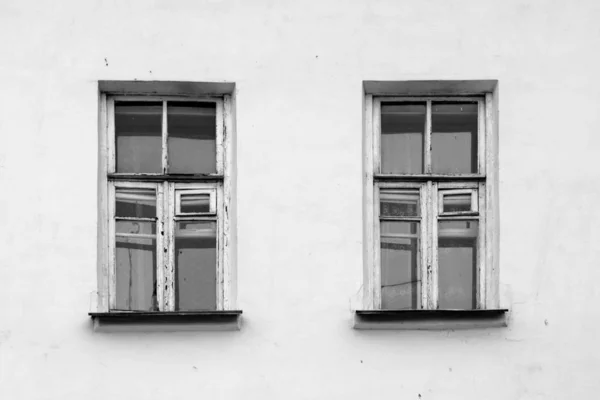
<box><xmin>89</xmin><ymin>310</ymin><xmax>243</xmax><ymax>332</ymax></box>
<box><xmin>353</xmin><ymin>309</ymin><xmax>508</xmax><ymax>330</ymax></box>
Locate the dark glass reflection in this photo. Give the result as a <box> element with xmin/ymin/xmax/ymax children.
<box><xmin>115</xmin><ymin>102</ymin><xmax>162</xmax><ymax>173</ymax></box>
<box><xmin>380</xmin><ymin>221</ymin><xmax>420</xmax><ymax>309</ymax></box>
<box><xmin>438</xmin><ymin>220</ymin><xmax>478</xmax><ymax>309</ymax></box>
<box><xmin>115</xmin><ymin>188</ymin><xmax>156</xmax><ymax>218</ymax></box>
<box><xmin>115</xmin><ymin>221</ymin><xmax>157</xmax><ymax>311</ymax></box>
<box><xmin>431</xmin><ymin>103</ymin><xmax>478</xmax><ymax>174</ymax></box>
<box><xmin>168</xmin><ymin>102</ymin><xmax>216</xmax><ymax>174</ymax></box>
<box><xmin>175</xmin><ymin>221</ymin><xmax>217</xmax><ymax>311</ymax></box>
<box><xmin>381</xmin><ymin>103</ymin><xmax>425</xmax><ymax>174</ymax></box>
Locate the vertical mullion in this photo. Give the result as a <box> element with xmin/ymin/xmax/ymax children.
<box><xmin>156</xmin><ymin>183</ymin><xmax>165</xmax><ymax>311</ymax></box>
<box><xmin>419</xmin><ymin>184</ymin><xmax>428</xmax><ymax>309</ymax></box>
<box><xmin>424</xmin><ymin>100</ymin><xmax>432</xmax><ymax>173</ymax></box>
<box><xmin>216</xmin><ymin>99</ymin><xmax>224</xmax><ymax>175</ymax></box>
<box><xmin>107</xmin><ymin>182</ymin><xmax>116</xmax><ymax>310</ymax></box>
<box><xmin>477</xmin><ymin>99</ymin><xmax>486</xmax><ymax>175</ymax></box>
<box><xmin>162</xmin><ymin>101</ymin><xmax>168</xmax><ymax>174</ymax></box>
<box><xmin>165</xmin><ymin>183</ymin><xmax>176</xmax><ymax>311</ymax></box>
<box><xmin>477</xmin><ymin>182</ymin><xmax>487</xmax><ymax>309</ymax></box>
<box><xmin>363</xmin><ymin>95</ymin><xmax>375</xmax><ymax>309</ymax></box>
<box><xmin>373</xmin><ymin>184</ymin><xmax>382</xmax><ymax>309</ymax></box>
<box><xmin>429</xmin><ymin>181</ymin><xmax>439</xmax><ymax>309</ymax></box>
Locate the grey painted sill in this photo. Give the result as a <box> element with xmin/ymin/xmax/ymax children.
<box><xmin>89</xmin><ymin>311</ymin><xmax>243</xmax><ymax>332</ymax></box>
<box><xmin>354</xmin><ymin>309</ymin><xmax>508</xmax><ymax>330</ymax></box>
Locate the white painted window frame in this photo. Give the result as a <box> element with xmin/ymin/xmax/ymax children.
<box><xmin>438</xmin><ymin>187</ymin><xmax>479</xmax><ymax>216</ymax></box>
<box><xmin>98</xmin><ymin>93</ymin><xmax>234</xmax><ymax>312</ymax></box>
<box><xmin>364</xmin><ymin>93</ymin><xmax>498</xmax><ymax>310</ymax></box>
<box><xmin>175</xmin><ymin>188</ymin><xmax>218</xmax><ymax>216</ymax></box>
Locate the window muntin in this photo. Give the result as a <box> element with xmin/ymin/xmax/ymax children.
<box><xmin>370</xmin><ymin>96</ymin><xmax>491</xmax><ymax>311</ymax></box>
<box><xmin>104</xmin><ymin>95</ymin><xmax>230</xmax><ymax>313</ymax></box>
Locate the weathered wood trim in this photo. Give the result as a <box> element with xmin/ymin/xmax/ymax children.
<box><xmin>165</xmin><ymin>182</ymin><xmax>175</xmax><ymax>311</ymax></box>
<box><xmin>419</xmin><ymin>184</ymin><xmax>428</xmax><ymax>309</ymax></box>
<box><xmin>485</xmin><ymin>92</ymin><xmax>499</xmax><ymax>308</ymax></box>
<box><xmin>478</xmin><ymin>182</ymin><xmax>487</xmax><ymax>308</ymax></box>
<box><xmin>100</xmin><ymin>89</ymin><xmax>237</xmax><ymax>316</ymax></box>
<box><xmin>372</xmin><ymin>183</ymin><xmax>382</xmax><ymax>309</ymax></box>
<box><xmin>216</xmin><ymin>183</ymin><xmax>225</xmax><ymax>310</ymax></box>
<box><xmin>99</xmin><ymin>81</ymin><xmax>235</xmax><ymax>97</ymax></box>
<box><xmin>175</xmin><ymin>188</ymin><xmax>217</xmax><ymax>216</ymax></box>
<box><xmin>365</xmin><ymin>85</ymin><xmax>499</xmax><ymax>316</ymax></box>
<box><xmin>438</xmin><ymin>188</ymin><xmax>479</xmax><ymax>215</ymax></box>
<box><xmin>97</xmin><ymin>93</ymin><xmax>109</xmax><ymax>312</ymax></box>
<box><xmin>363</xmin><ymin>94</ymin><xmax>375</xmax><ymax>309</ymax></box>
<box><xmin>437</xmin><ymin>181</ymin><xmax>480</xmax><ymax>189</ymax></box>
<box><xmin>108</xmin><ymin>180</ymin><xmax>161</xmax><ymax>311</ymax></box>
<box><xmin>107</xmin><ymin>182</ymin><xmax>116</xmax><ymax>310</ymax></box>
<box><xmin>156</xmin><ymin>182</ymin><xmax>165</xmax><ymax>311</ymax></box>
<box><xmin>108</xmin><ymin>174</ymin><xmax>224</xmax><ymax>182</ymax></box>
<box><xmin>363</xmin><ymin>80</ymin><xmax>498</xmax><ymax>96</ymax></box>
<box><xmin>374</xmin><ymin>96</ymin><xmax>483</xmax><ymax>102</ymax></box>
<box><xmin>112</xmin><ymin>95</ymin><xmax>221</xmax><ymax>103</ymax></box>
<box><xmin>222</xmin><ymin>94</ymin><xmax>234</xmax><ymax>310</ymax></box>
<box><xmin>429</xmin><ymin>181</ymin><xmax>439</xmax><ymax>309</ymax></box>
<box><xmin>374</xmin><ymin>174</ymin><xmax>486</xmax><ymax>182</ymax></box>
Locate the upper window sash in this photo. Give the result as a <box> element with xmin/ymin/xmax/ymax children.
<box><xmin>106</xmin><ymin>96</ymin><xmax>225</xmax><ymax>176</ymax></box>
<box><xmin>373</xmin><ymin>97</ymin><xmax>486</xmax><ymax>177</ymax></box>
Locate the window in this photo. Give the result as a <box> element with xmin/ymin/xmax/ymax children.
<box><xmin>97</xmin><ymin>88</ymin><xmax>235</xmax><ymax>314</ymax></box>
<box><xmin>363</xmin><ymin>83</ymin><xmax>499</xmax><ymax>312</ymax></box>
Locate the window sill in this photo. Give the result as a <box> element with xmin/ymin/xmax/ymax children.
<box><xmin>89</xmin><ymin>311</ymin><xmax>242</xmax><ymax>332</ymax></box>
<box><xmin>353</xmin><ymin>309</ymin><xmax>508</xmax><ymax>330</ymax></box>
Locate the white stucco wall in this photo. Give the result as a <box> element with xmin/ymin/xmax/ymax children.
<box><xmin>1</xmin><ymin>0</ymin><xmax>599</xmax><ymax>399</ymax></box>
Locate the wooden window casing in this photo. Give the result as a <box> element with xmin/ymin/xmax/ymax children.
<box><xmin>97</xmin><ymin>94</ymin><xmax>234</xmax><ymax>313</ymax></box>
<box><xmin>364</xmin><ymin>94</ymin><xmax>499</xmax><ymax>311</ymax></box>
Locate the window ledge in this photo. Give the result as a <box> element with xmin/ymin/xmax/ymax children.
<box><xmin>89</xmin><ymin>311</ymin><xmax>243</xmax><ymax>332</ymax></box>
<box><xmin>354</xmin><ymin>309</ymin><xmax>508</xmax><ymax>330</ymax></box>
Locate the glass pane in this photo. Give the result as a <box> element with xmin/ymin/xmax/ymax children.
<box><xmin>115</xmin><ymin>188</ymin><xmax>156</xmax><ymax>218</ymax></box>
<box><xmin>431</xmin><ymin>103</ymin><xmax>478</xmax><ymax>174</ymax></box>
<box><xmin>115</xmin><ymin>102</ymin><xmax>162</xmax><ymax>173</ymax></box>
<box><xmin>168</xmin><ymin>102</ymin><xmax>216</xmax><ymax>174</ymax></box>
<box><xmin>115</xmin><ymin>221</ymin><xmax>157</xmax><ymax>311</ymax></box>
<box><xmin>381</xmin><ymin>103</ymin><xmax>425</xmax><ymax>174</ymax></box>
<box><xmin>180</xmin><ymin>193</ymin><xmax>211</xmax><ymax>214</ymax></box>
<box><xmin>438</xmin><ymin>220</ymin><xmax>478</xmax><ymax>309</ymax></box>
<box><xmin>380</xmin><ymin>221</ymin><xmax>421</xmax><ymax>309</ymax></box>
<box><xmin>175</xmin><ymin>221</ymin><xmax>217</xmax><ymax>311</ymax></box>
<box><xmin>380</xmin><ymin>189</ymin><xmax>420</xmax><ymax>217</ymax></box>
<box><xmin>442</xmin><ymin>193</ymin><xmax>472</xmax><ymax>213</ymax></box>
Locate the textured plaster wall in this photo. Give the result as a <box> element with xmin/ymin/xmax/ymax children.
<box><xmin>1</xmin><ymin>1</ymin><xmax>600</xmax><ymax>399</ymax></box>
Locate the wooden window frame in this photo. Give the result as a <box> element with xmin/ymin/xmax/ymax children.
<box><xmin>363</xmin><ymin>92</ymin><xmax>499</xmax><ymax>311</ymax></box>
<box><xmin>175</xmin><ymin>188</ymin><xmax>218</xmax><ymax>216</ymax></box>
<box><xmin>97</xmin><ymin>93</ymin><xmax>235</xmax><ymax>313</ymax></box>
